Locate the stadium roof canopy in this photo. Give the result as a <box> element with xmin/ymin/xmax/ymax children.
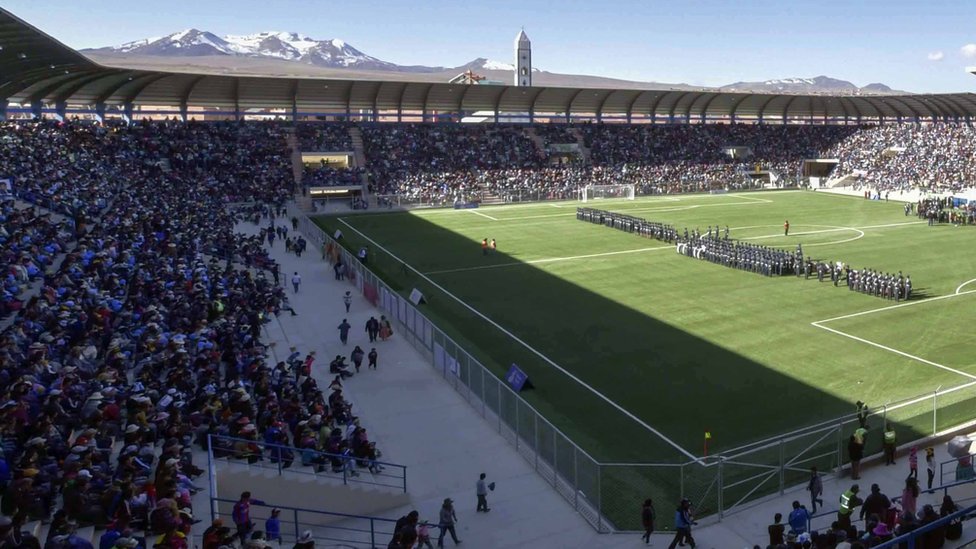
<box><xmin>3</xmin><ymin>8</ymin><xmax>976</xmax><ymax>123</ymax></box>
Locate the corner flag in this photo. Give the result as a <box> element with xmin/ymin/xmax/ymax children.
<box><xmin>704</xmin><ymin>431</ymin><xmax>712</xmax><ymax>457</ymax></box>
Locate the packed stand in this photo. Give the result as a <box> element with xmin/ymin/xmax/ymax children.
<box><xmin>362</xmin><ymin>124</ymin><xmax>545</xmax><ymax>203</ymax></box>
<box><xmin>533</xmin><ymin>124</ymin><xmax>579</xmax><ymax>147</ymax></box>
<box><xmin>827</xmin><ymin>123</ymin><xmax>976</xmax><ymax>194</ymax></box>
<box><xmin>300</xmin><ymin>162</ymin><xmax>366</xmax><ymax>188</ymax></box>
<box><xmin>296</xmin><ymin>123</ymin><xmax>353</xmax><ymax>152</ymax></box>
<box><xmin>1</xmin><ymin>202</ymin><xmax>73</xmax><ymax>318</ymax></box>
<box><xmin>0</xmin><ymin>120</ymin><xmax>383</xmax><ymax>548</ymax></box>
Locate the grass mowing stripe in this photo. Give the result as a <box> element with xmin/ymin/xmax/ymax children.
<box><xmin>337</xmin><ymin>216</ymin><xmax>702</xmax><ymax>462</ymax></box>
<box><xmin>423</xmin><ymin>244</ymin><xmax>673</xmax><ymax>275</ymax></box>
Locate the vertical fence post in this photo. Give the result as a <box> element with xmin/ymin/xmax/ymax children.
<box><xmin>596</xmin><ymin>463</ymin><xmax>603</xmax><ymax>532</ymax></box>
<box><xmin>779</xmin><ymin>439</ymin><xmax>786</xmax><ymax>495</ymax></box>
<box><xmin>370</xmin><ymin>518</ymin><xmax>375</xmax><ymax>549</ymax></box>
<box><xmin>718</xmin><ymin>458</ymin><xmax>725</xmax><ymax>520</ymax></box>
<box><xmin>554</xmin><ymin>434</ymin><xmax>559</xmax><ymax>488</ymax></box>
<box><xmin>480</xmin><ymin>367</ymin><xmax>486</xmax><ymax>417</ymax></box>
<box><xmin>293</xmin><ymin>509</ymin><xmax>299</xmax><ymax>543</ymax></box>
<box><xmin>933</xmin><ymin>390</ymin><xmax>938</xmax><ymax>435</ymax></box>
<box><xmin>680</xmin><ymin>462</ymin><xmax>685</xmax><ymax>499</ymax></box>
<box><xmin>534</xmin><ymin>414</ymin><xmax>539</xmax><ymax>471</ymax></box>
<box><xmin>515</xmin><ymin>399</ymin><xmax>520</xmax><ymax>451</ymax></box>
<box><xmin>836</xmin><ymin>424</ymin><xmax>845</xmax><ymax>473</ymax></box>
<box><xmin>497</xmin><ymin>384</ymin><xmax>502</xmax><ymax>432</ymax></box>
<box><xmin>402</xmin><ymin>466</ymin><xmax>407</xmax><ymax>494</ymax></box>
<box><xmin>572</xmin><ymin>448</ymin><xmax>578</xmax><ymax>507</ymax></box>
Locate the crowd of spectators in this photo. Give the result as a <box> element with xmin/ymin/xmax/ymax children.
<box><xmin>827</xmin><ymin>123</ymin><xmax>976</xmax><ymax>194</ymax></box>
<box><xmin>296</xmin><ymin>124</ymin><xmax>352</xmax><ymax>152</ymax></box>
<box><xmin>300</xmin><ymin>163</ymin><xmax>365</xmax><ymax>188</ymax></box>
<box><xmin>0</xmin><ymin>119</ymin><xmax>381</xmax><ymax>549</ymax></box>
<box><xmin>1</xmin><ymin>203</ymin><xmax>73</xmax><ymax>318</ymax></box>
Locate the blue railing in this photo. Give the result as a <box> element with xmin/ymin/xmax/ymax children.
<box><xmin>940</xmin><ymin>452</ymin><xmax>976</xmax><ymax>486</ymax></box>
<box><xmin>208</xmin><ymin>434</ymin><xmax>407</xmax><ymax>493</ymax></box>
<box><xmin>210</xmin><ymin>497</ymin><xmax>398</xmax><ymax>549</ymax></box>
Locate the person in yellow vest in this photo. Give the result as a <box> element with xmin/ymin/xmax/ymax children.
<box><xmin>837</xmin><ymin>484</ymin><xmax>862</xmax><ymax>529</ymax></box>
<box><xmin>883</xmin><ymin>423</ymin><xmax>897</xmax><ymax>465</ymax></box>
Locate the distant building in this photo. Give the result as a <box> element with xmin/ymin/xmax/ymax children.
<box><xmin>515</xmin><ymin>29</ymin><xmax>531</xmax><ymax>87</ymax></box>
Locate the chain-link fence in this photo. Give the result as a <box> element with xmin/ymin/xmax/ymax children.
<box><xmin>297</xmin><ymin>213</ymin><xmax>976</xmax><ymax>533</ymax></box>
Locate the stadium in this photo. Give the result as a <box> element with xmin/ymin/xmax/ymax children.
<box><xmin>1</xmin><ymin>3</ymin><xmax>976</xmax><ymax>549</ymax></box>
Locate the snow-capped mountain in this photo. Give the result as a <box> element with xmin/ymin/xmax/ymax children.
<box><xmin>87</xmin><ymin>29</ymin><xmax>408</xmax><ymax>71</ymax></box>
<box><xmin>721</xmin><ymin>75</ymin><xmax>903</xmax><ymax>95</ymax></box>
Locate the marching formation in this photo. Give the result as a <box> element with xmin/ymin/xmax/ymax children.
<box><xmin>577</xmin><ymin>207</ymin><xmax>678</xmax><ymax>243</ymax></box>
<box><xmin>577</xmin><ymin>207</ymin><xmax>916</xmax><ymax>300</ymax></box>
<box><xmin>677</xmin><ymin>234</ymin><xmax>798</xmax><ymax>277</ymax></box>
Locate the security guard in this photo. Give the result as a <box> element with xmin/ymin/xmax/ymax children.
<box><xmin>837</xmin><ymin>484</ymin><xmax>862</xmax><ymax>528</ymax></box>
<box><xmin>883</xmin><ymin>423</ymin><xmax>897</xmax><ymax>466</ymax></box>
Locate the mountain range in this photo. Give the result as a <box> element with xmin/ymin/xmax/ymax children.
<box><xmin>82</xmin><ymin>30</ymin><xmax>907</xmax><ymax>94</ymax></box>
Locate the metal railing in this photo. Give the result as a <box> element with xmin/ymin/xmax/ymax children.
<box><xmin>208</xmin><ymin>434</ymin><xmax>408</xmax><ymax>493</ymax></box>
<box><xmin>297</xmin><ymin>210</ymin><xmax>976</xmax><ymax>532</ymax></box>
<box><xmin>209</xmin><ymin>497</ymin><xmax>397</xmax><ymax>549</ymax></box>
<box><xmin>941</xmin><ymin>452</ymin><xmax>976</xmax><ymax>486</ymax></box>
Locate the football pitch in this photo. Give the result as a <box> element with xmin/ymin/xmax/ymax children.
<box><xmin>314</xmin><ymin>190</ymin><xmax>976</xmax><ymax>468</ymax></box>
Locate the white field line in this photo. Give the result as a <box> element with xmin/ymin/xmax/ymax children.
<box><xmin>466</xmin><ymin>209</ymin><xmax>498</xmax><ymax>221</ymax></box>
<box><xmin>423</xmin><ymin>244</ymin><xmax>673</xmax><ymax>275</ymax></box>
<box><xmin>337</xmin><ymin>217</ymin><xmax>700</xmax><ymax>462</ymax></box>
<box><xmin>810</xmin><ymin>323</ymin><xmax>976</xmax><ymax>381</ymax></box>
<box><xmin>956</xmin><ymin>279</ymin><xmax>976</xmax><ymax>294</ymax></box>
<box><xmin>811</xmin><ymin>288</ymin><xmax>976</xmax><ymax>381</ymax></box>
<box><xmin>813</xmin><ymin>288</ymin><xmax>976</xmax><ymax>324</ymax></box>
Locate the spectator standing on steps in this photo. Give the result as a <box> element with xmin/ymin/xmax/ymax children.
<box><xmin>291</xmin><ymin>272</ymin><xmax>301</xmax><ymax>293</ymax></box>
<box><xmin>436</xmin><ymin>498</ymin><xmax>461</xmax><ymax>547</ymax></box>
<box><xmin>232</xmin><ymin>491</ymin><xmax>265</xmax><ymax>544</ymax></box>
<box><xmin>337</xmin><ymin>319</ymin><xmax>351</xmax><ymax>345</ymax></box>
<box><xmin>343</xmin><ymin>291</ymin><xmax>352</xmax><ymax>312</ymax></box>
<box><xmin>475</xmin><ymin>473</ymin><xmax>491</xmax><ymax>512</ymax></box>
<box><xmin>808</xmin><ymin>467</ymin><xmax>824</xmax><ymax>512</ymax></box>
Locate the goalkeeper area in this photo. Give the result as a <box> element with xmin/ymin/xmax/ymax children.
<box><xmin>580</xmin><ymin>183</ymin><xmax>636</xmax><ymax>201</ymax></box>
<box><xmin>315</xmin><ymin>190</ymin><xmax>976</xmax><ymax>470</ymax></box>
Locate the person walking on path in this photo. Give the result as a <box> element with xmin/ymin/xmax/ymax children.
<box><xmin>366</xmin><ymin>317</ymin><xmax>379</xmax><ymax>342</ymax></box>
<box><xmin>337</xmin><ymin>319</ymin><xmax>351</xmax><ymax>345</ymax></box>
<box><xmin>666</xmin><ymin>498</ymin><xmax>696</xmax><ymax>549</ymax></box>
<box><xmin>379</xmin><ymin>316</ymin><xmax>393</xmax><ymax>341</ymax></box>
<box><xmin>640</xmin><ymin>498</ymin><xmax>656</xmax><ymax>545</ymax></box>
<box><xmin>436</xmin><ymin>498</ymin><xmax>461</xmax><ymax>547</ymax></box>
<box><xmin>808</xmin><ymin>467</ymin><xmax>824</xmax><ymax>512</ymax></box>
<box><xmin>343</xmin><ymin>291</ymin><xmax>352</xmax><ymax>313</ymax></box>
<box><xmin>475</xmin><ymin>474</ymin><xmax>491</xmax><ymax>513</ymax></box>
<box><xmin>909</xmin><ymin>446</ymin><xmax>919</xmax><ymax>479</ymax></box>
<box><xmin>926</xmin><ymin>447</ymin><xmax>936</xmax><ymax>489</ymax></box>
<box><xmin>291</xmin><ymin>272</ymin><xmax>301</xmax><ymax>294</ymax></box>
<box><xmin>351</xmin><ymin>346</ymin><xmax>365</xmax><ymax>373</ymax></box>
<box><xmin>368</xmin><ymin>348</ymin><xmax>378</xmax><ymax>369</ymax></box>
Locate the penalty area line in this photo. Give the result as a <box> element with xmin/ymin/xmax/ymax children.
<box><xmin>466</xmin><ymin>209</ymin><xmax>498</xmax><ymax>221</ymax></box>
<box><xmin>810</xmin><ymin>322</ymin><xmax>976</xmax><ymax>382</ymax></box>
<box><xmin>336</xmin><ymin>217</ymin><xmax>701</xmax><ymax>462</ymax></box>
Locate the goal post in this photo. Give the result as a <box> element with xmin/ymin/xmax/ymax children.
<box><xmin>580</xmin><ymin>184</ymin><xmax>636</xmax><ymax>202</ymax></box>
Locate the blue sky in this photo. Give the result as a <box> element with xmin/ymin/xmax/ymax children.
<box><xmin>6</xmin><ymin>0</ymin><xmax>976</xmax><ymax>93</ymax></box>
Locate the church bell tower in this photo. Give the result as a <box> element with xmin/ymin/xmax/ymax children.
<box><xmin>515</xmin><ymin>29</ymin><xmax>532</xmax><ymax>87</ymax></box>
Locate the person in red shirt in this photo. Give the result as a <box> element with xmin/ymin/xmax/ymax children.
<box><xmin>784</xmin><ymin>220</ymin><xmax>790</xmax><ymax>236</ymax></box>
<box><xmin>481</xmin><ymin>238</ymin><xmax>488</xmax><ymax>255</ymax></box>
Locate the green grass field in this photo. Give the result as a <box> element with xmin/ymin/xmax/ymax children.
<box><xmin>315</xmin><ymin>190</ymin><xmax>976</xmax><ymax>469</ymax></box>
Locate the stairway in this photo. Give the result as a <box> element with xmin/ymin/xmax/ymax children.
<box><xmin>285</xmin><ymin>128</ymin><xmax>314</xmax><ymax>212</ymax></box>
<box><xmin>572</xmin><ymin>128</ymin><xmax>592</xmax><ymax>164</ymax></box>
<box><xmin>525</xmin><ymin>126</ymin><xmax>547</xmax><ymax>158</ymax></box>
<box><xmin>347</xmin><ymin>126</ymin><xmax>370</xmax><ymax>195</ymax></box>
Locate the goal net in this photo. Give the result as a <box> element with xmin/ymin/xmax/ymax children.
<box><xmin>580</xmin><ymin>184</ymin><xmax>636</xmax><ymax>202</ymax></box>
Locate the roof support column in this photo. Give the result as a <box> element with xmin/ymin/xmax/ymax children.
<box><xmin>122</xmin><ymin>102</ymin><xmax>133</xmax><ymax>124</ymax></box>
<box><xmin>53</xmin><ymin>101</ymin><xmax>67</xmax><ymax>122</ymax></box>
<box><xmin>0</xmin><ymin>100</ymin><xmax>7</xmax><ymax>121</ymax></box>
<box><xmin>94</xmin><ymin>102</ymin><xmax>106</xmax><ymax>123</ymax></box>
<box><xmin>291</xmin><ymin>96</ymin><xmax>298</xmax><ymax>122</ymax></box>
<box><xmin>30</xmin><ymin>102</ymin><xmax>42</xmax><ymax>120</ymax></box>
<box><xmin>179</xmin><ymin>100</ymin><xmax>188</xmax><ymax>123</ymax></box>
